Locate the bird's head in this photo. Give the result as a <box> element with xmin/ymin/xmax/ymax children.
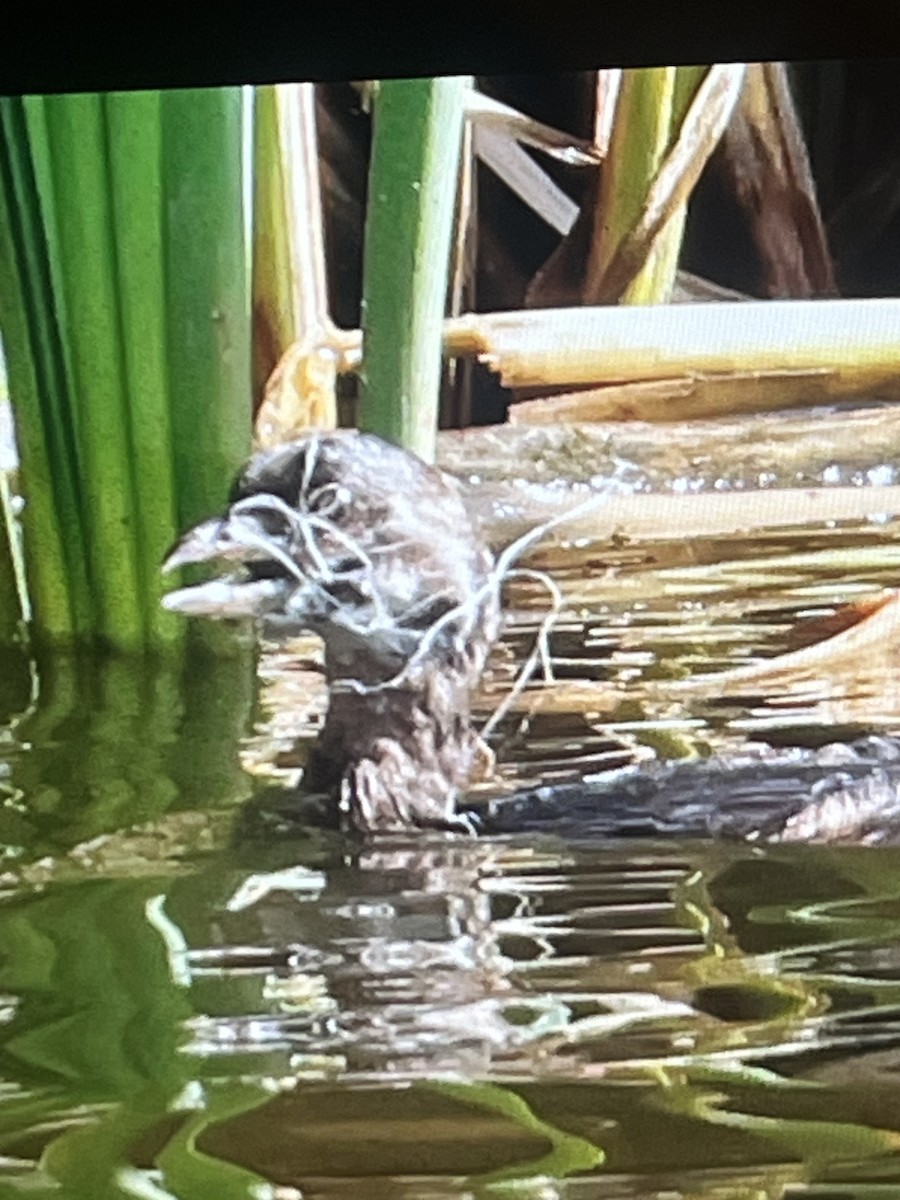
<box><xmin>161</xmin><ymin>430</ymin><xmax>498</xmax><ymax>684</ymax></box>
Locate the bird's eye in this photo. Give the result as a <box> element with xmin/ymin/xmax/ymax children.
<box><xmin>246</xmin><ymin>560</ymin><xmax>287</xmax><ymax>581</ymax></box>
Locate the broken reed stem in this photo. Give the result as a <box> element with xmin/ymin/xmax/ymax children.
<box><xmin>594</xmin><ymin>69</ymin><xmax>622</xmax><ymax>160</ymax></box>
<box><xmin>285</xmin><ymin>84</ymin><xmax>333</xmax><ymax>344</ymax></box>
<box><xmin>253</xmin><ymin>83</ymin><xmax>339</xmax><ymax>445</ymax></box>
<box><xmin>442</xmin><ymin>298</ymin><xmax>900</xmax><ymax>391</ymax></box>
<box><xmin>503</xmin><ymin>485</ymin><xmax>900</xmax><ymax>547</ymax></box>
<box><xmin>506</xmin><ymin>371</ymin><xmax>880</xmax><ymax>425</ymax></box>
<box><xmin>591</xmin><ymin>65</ymin><xmax>747</xmax><ymax>305</ymax></box>
<box><xmin>585</xmin><ymin>65</ymin><xmax>685</xmax><ymax>305</ymax></box>
<box><xmin>723</xmin><ymin>62</ymin><xmax>837</xmax><ymax>298</ymax></box>
<box><xmin>333</xmin><ymin>298</ymin><xmax>900</xmax><ymax>402</ymax></box>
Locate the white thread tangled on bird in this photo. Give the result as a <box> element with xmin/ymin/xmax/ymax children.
<box><xmin>162</xmin><ymin>429</ymin><xmax>609</xmax><ymax>832</ymax></box>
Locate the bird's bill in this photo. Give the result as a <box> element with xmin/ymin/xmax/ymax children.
<box><xmin>161</xmin><ymin>576</ymin><xmax>289</xmax><ymax>618</ymax></box>
<box><xmin>160</xmin><ymin>511</ymin><xmax>292</xmax><ymax>620</ymax></box>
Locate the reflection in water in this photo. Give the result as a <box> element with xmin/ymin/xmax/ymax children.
<box><xmin>0</xmin><ymin>641</ymin><xmax>255</xmax><ymax>861</ymax></box>
<box><xmin>3</xmin><ymin>454</ymin><xmax>900</xmax><ymax>1194</ymax></box>
<box><xmin>4</xmin><ymin>790</ymin><xmax>900</xmax><ymax>1195</ymax></box>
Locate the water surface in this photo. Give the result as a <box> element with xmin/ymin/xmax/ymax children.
<box><xmin>4</xmin><ymin>414</ymin><xmax>900</xmax><ymax>1196</ymax></box>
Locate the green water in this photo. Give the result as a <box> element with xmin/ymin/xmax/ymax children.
<box><xmin>0</xmin><ymin>640</ymin><xmax>900</xmax><ymax>1200</ymax></box>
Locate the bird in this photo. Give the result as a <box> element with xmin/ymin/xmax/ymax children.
<box><xmin>162</xmin><ymin>430</ymin><xmax>900</xmax><ymax>844</ymax></box>
<box><xmin>162</xmin><ymin>429</ymin><xmax>500</xmax><ymax>834</ymax></box>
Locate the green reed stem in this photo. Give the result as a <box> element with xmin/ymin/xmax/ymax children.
<box><xmin>0</xmin><ymin>88</ymin><xmax>252</xmax><ymax>652</ymax></box>
<box><xmin>359</xmin><ymin>76</ymin><xmax>468</xmax><ymax>462</ymax></box>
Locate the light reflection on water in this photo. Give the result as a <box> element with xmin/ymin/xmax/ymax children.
<box><xmin>2</xmin><ymin>689</ymin><xmax>900</xmax><ymax>1197</ymax></box>
<box><xmin>5</xmin><ymin>816</ymin><xmax>900</xmax><ymax>1196</ymax></box>
<box><xmin>3</xmin><ymin>465</ymin><xmax>900</xmax><ymax>1192</ymax></box>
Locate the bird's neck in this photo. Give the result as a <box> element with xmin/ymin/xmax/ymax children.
<box><xmin>304</xmin><ymin>613</ymin><xmax>499</xmax><ymax>832</ymax></box>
